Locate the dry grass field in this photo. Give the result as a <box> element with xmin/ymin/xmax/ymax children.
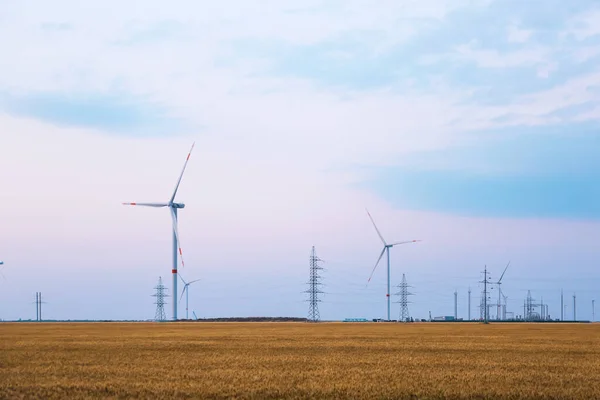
<box><xmin>1</xmin><ymin>322</ymin><xmax>599</xmax><ymax>399</ymax></box>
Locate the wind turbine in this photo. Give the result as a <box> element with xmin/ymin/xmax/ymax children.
<box><xmin>123</xmin><ymin>142</ymin><xmax>195</xmax><ymax>321</ymax></box>
<box><xmin>179</xmin><ymin>273</ymin><xmax>200</xmax><ymax>320</ymax></box>
<box><xmin>495</xmin><ymin>261</ymin><xmax>510</xmax><ymax>320</ymax></box>
<box><xmin>366</xmin><ymin>209</ymin><xmax>421</xmax><ymax>321</ymax></box>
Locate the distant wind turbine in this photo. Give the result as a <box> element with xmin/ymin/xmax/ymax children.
<box><xmin>123</xmin><ymin>143</ymin><xmax>195</xmax><ymax>321</ymax></box>
<box><xmin>495</xmin><ymin>261</ymin><xmax>510</xmax><ymax>320</ymax></box>
<box><xmin>366</xmin><ymin>209</ymin><xmax>421</xmax><ymax>321</ymax></box>
<box><xmin>179</xmin><ymin>273</ymin><xmax>201</xmax><ymax>320</ymax></box>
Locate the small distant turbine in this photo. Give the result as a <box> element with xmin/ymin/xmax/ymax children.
<box><xmin>495</xmin><ymin>261</ymin><xmax>510</xmax><ymax>320</ymax></box>
<box><xmin>123</xmin><ymin>143</ymin><xmax>195</xmax><ymax>321</ymax></box>
<box><xmin>179</xmin><ymin>273</ymin><xmax>200</xmax><ymax>320</ymax></box>
<box><xmin>366</xmin><ymin>209</ymin><xmax>421</xmax><ymax>321</ymax></box>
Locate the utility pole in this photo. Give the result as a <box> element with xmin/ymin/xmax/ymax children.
<box><xmin>592</xmin><ymin>300</ymin><xmax>595</xmax><ymax>322</ymax></box>
<box><xmin>152</xmin><ymin>277</ymin><xmax>168</xmax><ymax>322</ymax></box>
<box><xmin>479</xmin><ymin>266</ymin><xmax>491</xmax><ymax>323</ymax></box>
<box><xmin>35</xmin><ymin>292</ymin><xmax>45</xmax><ymax>321</ymax></box>
<box><xmin>454</xmin><ymin>290</ymin><xmax>458</xmax><ymax>320</ymax></box>
<box><xmin>395</xmin><ymin>274</ymin><xmax>413</xmax><ymax>322</ymax></box>
<box><xmin>573</xmin><ymin>293</ymin><xmax>576</xmax><ymax>322</ymax></box>
<box><xmin>35</xmin><ymin>292</ymin><xmax>40</xmax><ymax>321</ymax></box>
<box><xmin>305</xmin><ymin>246</ymin><xmax>324</xmax><ymax>322</ymax></box>
<box><xmin>468</xmin><ymin>287</ymin><xmax>471</xmax><ymax>321</ymax></box>
<box><xmin>561</xmin><ymin>290</ymin><xmax>564</xmax><ymax>321</ymax></box>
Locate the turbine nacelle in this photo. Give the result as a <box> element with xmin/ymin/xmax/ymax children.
<box><xmin>170</xmin><ymin>203</ymin><xmax>185</xmax><ymax>209</ymax></box>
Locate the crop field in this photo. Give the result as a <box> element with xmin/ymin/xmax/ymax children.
<box><xmin>1</xmin><ymin>322</ymin><xmax>599</xmax><ymax>399</ymax></box>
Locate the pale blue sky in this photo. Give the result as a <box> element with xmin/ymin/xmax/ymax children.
<box><xmin>0</xmin><ymin>0</ymin><xmax>599</xmax><ymax>322</ymax></box>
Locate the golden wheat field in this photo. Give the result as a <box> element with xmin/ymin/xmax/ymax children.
<box><xmin>1</xmin><ymin>322</ymin><xmax>599</xmax><ymax>399</ymax></box>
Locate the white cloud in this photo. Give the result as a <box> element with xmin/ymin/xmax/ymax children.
<box><xmin>455</xmin><ymin>42</ymin><xmax>549</xmax><ymax>69</ymax></box>
<box><xmin>507</xmin><ymin>23</ymin><xmax>533</xmax><ymax>43</ymax></box>
<box><xmin>563</xmin><ymin>8</ymin><xmax>600</xmax><ymax>41</ymax></box>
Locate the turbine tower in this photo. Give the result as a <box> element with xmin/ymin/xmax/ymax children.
<box><xmin>179</xmin><ymin>273</ymin><xmax>200</xmax><ymax>320</ymax></box>
<box><xmin>366</xmin><ymin>209</ymin><xmax>420</xmax><ymax>321</ymax></box>
<box><xmin>495</xmin><ymin>261</ymin><xmax>510</xmax><ymax>320</ymax></box>
<box><xmin>123</xmin><ymin>142</ymin><xmax>195</xmax><ymax>321</ymax></box>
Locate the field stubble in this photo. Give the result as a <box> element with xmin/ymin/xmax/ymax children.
<box><xmin>1</xmin><ymin>322</ymin><xmax>599</xmax><ymax>399</ymax></box>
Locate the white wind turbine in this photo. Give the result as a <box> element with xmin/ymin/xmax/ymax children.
<box><xmin>179</xmin><ymin>273</ymin><xmax>201</xmax><ymax>320</ymax></box>
<box><xmin>123</xmin><ymin>143</ymin><xmax>195</xmax><ymax>321</ymax></box>
<box><xmin>495</xmin><ymin>261</ymin><xmax>510</xmax><ymax>320</ymax></box>
<box><xmin>366</xmin><ymin>209</ymin><xmax>421</xmax><ymax>321</ymax></box>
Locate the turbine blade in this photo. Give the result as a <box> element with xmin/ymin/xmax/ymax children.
<box><xmin>366</xmin><ymin>208</ymin><xmax>386</xmax><ymax>245</ymax></box>
<box><xmin>389</xmin><ymin>239</ymin><xmax>422</xmax><ymax>246</ymax></box>
<box><xmin>170</xmin><ymin>142</ymin><xmax>195</xmax><ymax>204</ymax></box>
<box><xmin>179</xmin><ymin>286</ymin><xmax>187</xmax><ymax>303</ymax></box>
<box><xmin>189</xmin><ymin>279</ymin><xmax>201</xmax><ymax>285</ymax></box>
<box><xmin>367</xmin><ymin>247</ymin><xmax>387</xmax><ymax>284</ymax></box>
<box><xmin>498</xmin><ymin>261</ymin><xmax>510</xmax><ymax>283</ymax></box>
<box><xmin>178</xmin><ymin>273</ymin><xmax>188</xmax><ymax>285</ymax></box>
<box><xmin>171</xmin><ymin>208</ymin><xmax>185</xmax><ymax>269</ymax></box>
<box><xmin>122</xmin><ymin>202</ymin><xmax>169</xmax><ymax>207</ymax></box>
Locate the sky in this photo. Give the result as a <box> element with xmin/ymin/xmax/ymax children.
<box><xmin>1</xmin><ymin>0</ymin><xmax>599</xmax><ymax>322</ymax></box>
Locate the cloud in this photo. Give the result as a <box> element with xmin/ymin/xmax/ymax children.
<box><xmin>0</xmin><ymin>91</ymin><xmax>180</xmax><ymax>133</ymax></box>
<box><xmin>359</xmin><ymin>119</ymin><xmax>600</xmax><ymax>219</ymax></box>
<box><xmin>367</xmin><ymin>170</ymin><xmax>600</xmax><ymax>219</ymax></box>
<box><xmin>562</xmin><ymin>7</ymin><xmax>600</xmax><ymax>41</ymax></box>
<box><xmin>507</xmin><ymin>24</ymin><xmax>533</xmax><ymax>43</ymax></box>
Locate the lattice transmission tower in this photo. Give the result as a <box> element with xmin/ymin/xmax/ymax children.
<box><xmin>152</xmin><ymin>276</ymin><xmax>168</xmax><ymax>322</ymax></box>
<box><xmin>395</xmin><ymin>273</ymin><xmax>413</xmax><ymax>322</ymax></box>
<box><xmin>479</xmin><ymin>266</ymin><xmax>492</xmax><ymax>323</ymax></box>
<box><xmin>305</xmin><ymin>246</ymin><xmax>324</xmax><ymax>322</ymax></box>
